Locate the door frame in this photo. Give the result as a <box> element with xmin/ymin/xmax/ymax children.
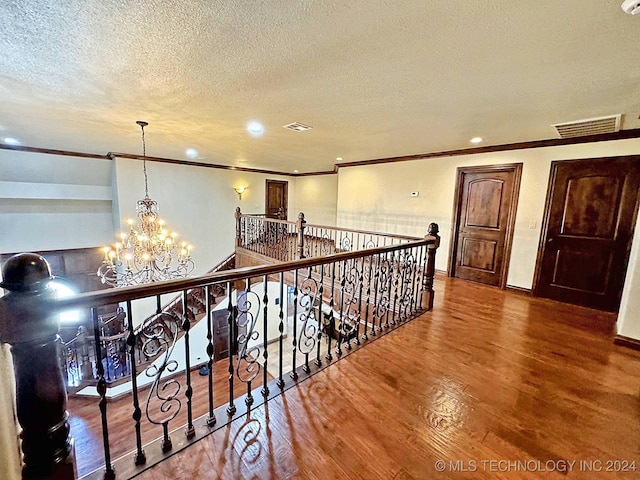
<box><xmin>448</xmin><ymin>163</ymin><xmax>523</xmax><ymax>289</ymax></box>
<box><xmin>531</xmin><ymin>156</ymin><xmax>640</xmax><ymax>302</ymax></box>
<box><xmin>265</xmin><ymin>179</ymin><xmax>288</xmax><ymax>219</ymax></box>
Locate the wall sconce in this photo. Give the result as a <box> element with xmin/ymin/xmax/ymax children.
<box><xmin>234</xmin><ymin>186</ymin><xmax>247</xmax><ymax>200</ymax></box>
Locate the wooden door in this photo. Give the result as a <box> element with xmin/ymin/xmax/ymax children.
<box><xmin>265</xmin><ymin>180</ymin><xmax>288</xmax><ymax>219</ymax></box>
<box><xmin>534</xmin><ymin>156</ymin><xmax>640</xmax><ymax>311</ymax></box>
<box><xmin>449</xmin><ymin>164</ymin><xmax>522</xmax><ymax>287</ymax></box>
<box><xmin>212</xmin><ymin>309</ymin><xmax>231</xmax><ymax>360</ymax></box>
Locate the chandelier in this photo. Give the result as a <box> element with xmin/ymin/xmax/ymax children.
<box><xmin>97</xmin><ymin>121</ymin><xmax>195</xmax><ymax>287</ymax></box>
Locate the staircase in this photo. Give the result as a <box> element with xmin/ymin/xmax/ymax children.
<box><xmin>59</xmin><ymin>253</ymin><xmax>236</xmax><ymax>394</ymax></box>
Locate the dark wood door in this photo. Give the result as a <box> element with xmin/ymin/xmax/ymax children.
<box><xmin>265</xmin><ymin>180</ymin><xmax>288</xmax><ymax>219</ymax></box>
<box><xmin>534</xmin><ymin>157</ymin><xmax>640</xmax><ymax>311</ymax></box>
<box><xmin>450</xmin><ymin>164</ymin><xmax>522</xmax><ymax>287</ymax></box>
<box><xmin>212</xmin><ymin>309</ymin><xmax>231</xmax><ymax>360</ymax></box>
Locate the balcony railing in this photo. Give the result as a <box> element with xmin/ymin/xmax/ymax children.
<box><xmin>236</xmin><ymin>208</ymin><xmax>418</xmax><ymax>262</ymax></box>
<box><xmin>57</xmin><ymin>253</ymin><xmax>235</xmax><ymax>395</ymax></box>
<box><xmin>0</xmin><ymin>214</ymin><xmax>439</xmax><ymax>480</ymax></box>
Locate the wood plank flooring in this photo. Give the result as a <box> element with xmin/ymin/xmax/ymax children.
<box><xmin>72</xmin><ymin>276</ymin><xmax>640</xmax><ymax>479</ymax></box>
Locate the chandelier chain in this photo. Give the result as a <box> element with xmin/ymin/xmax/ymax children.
<box><xmin>140</xmin><ymin>122</ymin><xmax>149</xmax><ymax>198</ymax></box>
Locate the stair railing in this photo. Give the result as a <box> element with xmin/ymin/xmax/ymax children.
<box><xmin>0</xmin><ymin>219</ymin><xmax>439</xmax><ymax>480</ymax></box>
<box><xmin>57</xmin><ymin>253</ymin><xmax>237</xmax><ymax>394</ymax></box>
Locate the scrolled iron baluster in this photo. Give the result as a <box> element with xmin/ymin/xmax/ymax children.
<box><xmin>205</xmin><ymin>285</ymin><xmax>216</xmax><ymax>426</ymax></box>
<box><xmin>354</xmin><ymin>256</ymin><xmax>366</xmax><ymax>345</ymax></box>
<box><xmin>370</xmin><ymin>252</ymin><xmax>382</xmax><ymax>336</ymax></box>
<box><xmin>411</xmin><ymin>244</ymin><xmax>425</xmax><ymax>314</ymax></box>
<box><xmin>66</xmin><ymin>344</ymin><xmax>77</xmax><ymax>386</ymax></box>
<box><xmin>363</xmin><ymin>237</ymin><xmax>376</xmax><ymax>250</ymax></box>
<box><xmin>277</xmin><ymin>272</ymin><xmax>285</xmax><ymax>389</ymax></box>
<box><xmin>342</xmin><ymin>258</ymin><xmax>360</xmax><ymax>350</ymax></box>
<box><xmin>59</xmin><ymin>343</ymin><xmax>69</xmax><ymax>386</ymax></box>
<box><xmin>226</xmin><ymin>281</ymin><xmax>236</xmax><ymax>416</ymax></box>
<box><xmin>183</xmin><ymin>288</ymin><xmax>196</xmax><ymax>438</ymax></box>
<box><xmin>298</xmin><ymin>268</ymin><xmax>319</xmax><ymax>372</ymax></box>
<box><xmin>396</xmin><ymin>249</ymin><xmax>412</xmax><ymax>322</ymax></box>
<box><xmin>340</xmin><ymin>235</ymin><xmax>353</xmax><ymax>252</ymax></box>
<box><xmin>325</xmin><ymin>261</ymin><xmax>336</xmax><ymax>361</ymax></box>
<box><xmin>142</xmin><ymin>308</ymin><xmax>182</xmax><ymax>453</ymax></box>
<box><xmin>125</xmin><ymin>300</ymin><xmax>146</xmax><ymax>465</ymax></box>
<box><xmin>382</xmin><ymin>251</ymin><xmax>393</xmax><ymax>330</ymax></box>
<box><xmin>261</xmin><ymin>275</ymin><xmax>269</xmax><ymax>398</ymax></box>
<box><xmin>290</xmin><ymin>270</ymin><xmax>299</xmax><ymax>380</ymax></box>
<box><xmin>390</xmin><ymin>251</ymin><xmax>401</xmax><ymax>326</ymax></box>
<box><xmin>314</xmin><ymin>264</ymin><xmax>324</xmax><ymax>367</ymax></box>
<box><xmin>362</xmin><ymin>254</ymin><xmax>374</xmax><ymax>341</ymax></box>
<box><xmin>236</xmin><ymin>283</ymin><xmax>262</xmax><ymax>406</ymax></box>
<box><xmin>92</xmin><ymin>308</ymin><xmax>116</xmax><ymax>480</ymax></box>
<box><xmin>321</xmin><ymin>232</ymin><xmax>333</xmax><ymax>256</ymax></box>
<box><xmin>335</xmin><ymin>260</ymin><xmax>347</xmax><ymax>356</ymax></box>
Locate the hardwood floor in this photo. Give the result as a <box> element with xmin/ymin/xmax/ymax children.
<box><xmin>72</xmin><ymin>276</ymin><xmax>640</xmax><ymax>479</ymax></box>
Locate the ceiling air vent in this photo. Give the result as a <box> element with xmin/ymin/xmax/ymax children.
<box><xmin>552</xmin><ymin>114</ymin><xmax>622</xmax><ymax>139</ymax></box>
<box><xmin>283</xmin><ymin>122</ymin><xmax>312</xmax><ymax>132</ymax></box>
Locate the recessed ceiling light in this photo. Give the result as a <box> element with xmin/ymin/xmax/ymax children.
<box><xmin>470</xmin><ymin>137</ymin><xmax>483</xmax><ymax>144</ymax></box>
<box><xmin>336</xmin><ymin>157</ymin><xmax>343</xmax><ymax>161</ymax></box>
<box><xmin>4</xmin><ymin>137</ymin><xmax>20</xmax><ymax>146</ymax></box>
<box><xmin>247</xmin><ymin>121</ymin><xmax>264</xmax><ymax>136</ymax></box>
<box><xmin>185</xmin><ymin>148</ymin><xmax>198</xmax><ymax>159</ymax></box>
<box><xmin>293</xmin><ymin>170</ymin><xmax>299</xmax><ymax>173</ymax></box>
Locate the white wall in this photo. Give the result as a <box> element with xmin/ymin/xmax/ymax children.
<box><xmin>336</xmin><ymin>137</ymin><xmax>640</xmax><ymax>340</ymax></box>
<box><xmin>0</xmin><ymin>150</ymin><xmax>114</xmax><ymax>253</ymax></box>
<box><xmin>337</xmin><ymin>138</ymin><xmax>640</xmax><ymax>288</ymax></box>
<box><xmin>112</xmin><ymin>157</ymin><xmax>295</xmax><ymax>276</ymax></box>
<box><xmin>292</xmin><ymin>174</ymin><xmax>338</xmax><ymax>226</ymax></box>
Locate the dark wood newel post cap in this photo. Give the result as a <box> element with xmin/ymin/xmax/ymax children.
<box><xmin>425</xmin><ymin>223</ymin><xmax>440</xmax><ymax>249</ymax></box>
<box><xmin>0</xmin><ymin>253</ymin><xmax>58</xmax><ymax>344</ymax></box>
<box><xmin>235</xmin><ymin>206</ymin><xmax>241</xmax><ymax>218</ymax></box>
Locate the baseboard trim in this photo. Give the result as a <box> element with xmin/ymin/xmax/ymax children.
<box><xmin>505</xmin><ymin>285</ymin><xmax>532</xmax><ymax>295</ymax></box>
<box><xmin>613</xmin><ymin>335</ymin><xmax>640</xmax><ymax>352</ymax></box>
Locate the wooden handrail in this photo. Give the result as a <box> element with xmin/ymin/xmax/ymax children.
<box><xmin>303</xmin><ymin>222</ymin><xmax>421</xmax><ymax>241</ymax></box>
<box><xmin>54</xmin><ymin>239</ymin><xmax>433</xmax><ymax>311</ymax></box>
<box><xmin>239</xmin><ymin>213</ymin><xmax>422</xmax><ymax>242</ymax></box>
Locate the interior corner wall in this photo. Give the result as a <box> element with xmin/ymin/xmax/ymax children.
<box><xmin>336</xmin><ymin>137</ymin><xmax>640</xmax><ymax>291</ymax></box>
<box><xmin>291</xmin><ymin>174</ymin><xmax>338</xmax><ymax>226</ymax></box>
<box><xmin>112</xmin><ymin>157</ymin><xmax>295</xmax><ymax>276</ymax></box>
<box><xmin>0</xmin><ymin>149</ymin><xmax>114</xmax><ymax>254</ymax></box>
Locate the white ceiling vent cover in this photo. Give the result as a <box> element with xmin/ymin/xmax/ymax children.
<box><xmin>552</xmin><ymin>114</ymin><xmax>622</xmax><ymax>139</ymax></box>
<box><xmin>283</xmin><ymin>122</ymin><xmax>312</xmax><ymax>132</ymax></box>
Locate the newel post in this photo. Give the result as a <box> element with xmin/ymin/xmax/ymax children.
<box><xmin>296</xmin><ymin>212</ymin><xmax>306</xmax><ymax>259</ymax></box>
<box><xmin>235</xmin><ymin>206</ymin><xmax>242</xmax><ymax>248</ymax></box>
<box><xmin>0</xmin><ymin>253</ymin><xmax>76</xmax><ymax>480</ymax></box>
<box><xmin>422</xmin><ymin>223</ymin><xmax>440</xmax><ymax>311</ymax></box>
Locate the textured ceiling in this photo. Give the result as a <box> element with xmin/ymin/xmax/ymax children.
<box><xmin>1</xmin><ymin>0</ymin><xmax>639</xmax><ymax>173</ymax></box>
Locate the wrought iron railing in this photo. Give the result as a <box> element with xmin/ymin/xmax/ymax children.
<box><xmin>0</xmin><ymin>220</ymin><xmax>439</xmax><ymax>480</ymax></box>
<box><xmin>58</xmin><ymin>253</ymin><xmax>236</xmax><ymax>394</ymax></box>
<box><xmin>236</xmin><ymin>207</ymin><xmax>419</xmax><ymax>262</ymax></box>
